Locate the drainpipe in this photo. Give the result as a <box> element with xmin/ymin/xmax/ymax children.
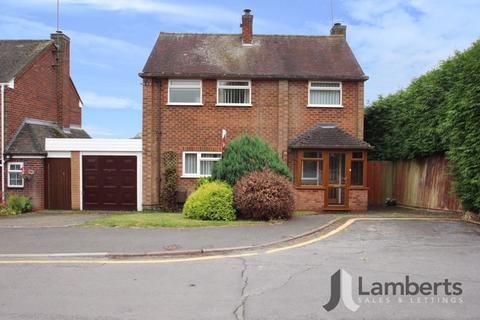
<box><xmin>1</xmin><ymin>79</ymin><xmax>14</xmax><ymax>204</ymax></box>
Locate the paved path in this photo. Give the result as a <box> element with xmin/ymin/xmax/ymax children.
<box><xmin>0</xmin><ymin>214</ymin><xmax>337</xmax><ymax>254</ymax></box>
<box><xmin>0</xmin><ymin>219</ymin><xmax>478</xmax><ymax>319</ymax></box>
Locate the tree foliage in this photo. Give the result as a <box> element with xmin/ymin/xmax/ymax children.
<box><xmin>211</xmin><ymin>135</ymin><xmax>292</xmax><ymax>186</ymax></box>
<box><xmin>364</xmin><ymin>39</ymin><xmax>480</xmax><ymax>212</ymax></box>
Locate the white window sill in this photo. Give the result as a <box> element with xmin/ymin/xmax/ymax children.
<box><xmin>307</xmin><ymin>104</ymin><xmax>343</xmax><ymax>108</ymax></box>
<box><xmin>216</xmin><ymin>103</ymin><xmax>252</xmax><ymax>107</ymax></box>
<box><xmin>180</xmin><ymin>175</ymin><xmax>212</xmax><ymax>179</ymax></box>
<box><xmin>7</xmin><ymin>185</ymin><xmax>24</xmax><ymax>189</ymax></box>
<box><xmin>167</xmin><ymin>103</ymin><xmax>203</xmax><ymax>106</ymax></box>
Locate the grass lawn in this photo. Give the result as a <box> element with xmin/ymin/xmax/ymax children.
<box><xmin>82</xmin><ymin>213</ymin><xmax>272</xmax><ymax>228</ymax></box>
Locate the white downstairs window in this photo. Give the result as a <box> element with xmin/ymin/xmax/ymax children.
<box><xmin>168</xmin><ymin>80</ymin><xmax>202</xmax><ymax>105</ymax></box>
<box><xmin>182</xmin><ymin>152</ymin><xmax>222</xmax><ymax>177</ymax></box>
<box><xmin>8</xmin><ymin>162</ymin><xmax>24</xmax><ymax>188</ymax></box>
<box><xmin>217</xmin><ymin>80</ymin><xmax>251</xmax><ymax>106</ymax></box>
<box><xmin>308</xmin><ymin>81</ymin><xmax>342</xmax><ymax>107</ymax></box>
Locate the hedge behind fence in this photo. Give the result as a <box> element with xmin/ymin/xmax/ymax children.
<box><xmin>365</xmin><ymin>39</ymin><xmax>480</xmax><ymax>213</ymax></box>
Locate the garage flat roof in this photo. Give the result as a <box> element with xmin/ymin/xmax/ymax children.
<box><xmin>45</xmin><ymin>138</ymin><xmax>142</xmax><ymax>152</ymax></box>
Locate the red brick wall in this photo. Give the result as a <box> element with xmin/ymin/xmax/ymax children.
<box><xmin>3</xmin><ymin>42</ymin><xmax>82</xmax><ymax>147</ymax></box>
<box><xmin>349</xmin><ymin>189</ymin><xmax>368</xmax><ymax>212</ymax></box>
<box><xmin>294</xmin><ymin>189</ymin><xmax>324</xmax><ymax>212</ymax></box>
<box><xmin>4</xmin><ymin>159</ymin><xmax>45</xmax><ymax>210</ymax></box>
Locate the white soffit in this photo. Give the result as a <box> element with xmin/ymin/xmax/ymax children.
<box><xmin>45</xmin><ymin>138</ymin><xmax>142</xmax><ymax>152</ymax></box>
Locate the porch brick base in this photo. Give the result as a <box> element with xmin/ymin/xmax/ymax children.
<box><xmin>349</xmin><ymin>189</ymin><xmax>369</xmax><ymax>212</ymax></box>
<box><xmin>294</xmin><ymin>189</ymin><xmax>324</xmax><ymax>212</ymax></box>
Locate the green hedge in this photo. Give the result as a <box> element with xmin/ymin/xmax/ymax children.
<box><xmin>183</xmin><ymin>181</ymin><xmax>236</xmax><ymax>221</ymax></box>
<box><xmin>364</xmin><ymin>39</ymin><xmax>480</xmax><ymax>213</ymax></box>
<box><xmin>211</xmin><ymin>135</ymin><xmax>292</xmax><ymax>186</ymax></box>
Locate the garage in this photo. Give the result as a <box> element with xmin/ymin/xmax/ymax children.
<box><xmin>83</xmin><ymin>156</ymin><xmax>137</xmax><ymax>211</ymax></box>
<box><xmin>45</xmin><ymin>139</ymin><xmax>142</xmax><ymax>211</ymax></box>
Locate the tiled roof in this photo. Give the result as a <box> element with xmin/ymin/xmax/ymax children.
<box><xmin>6</xmin><ymin>120</ymin><xmax>90</xmax><ymax>155</ymax></box>
<box><xmin>289</xmin><ymin>123</ymin><xmax>372</xmax><ymax>149</ymax></box>
<box><xmin>0</xmin><ymin>40</ymin><xmax>52</xmax><ymax>83</ymax></box>
<box><xmin>141</xmin><ymin>33</ymin><xmax>367</xmax><ymax>80</ymax></box>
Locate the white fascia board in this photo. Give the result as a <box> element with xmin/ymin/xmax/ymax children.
<box><xmin>47</xmin><ymin>151</ymin><xmax>71</xmax><ymax>158</ymax></box>
<box><xmin>45</xmin><ymin>138</ymin><xmax>142</xmax><ymax>152</ymax></box>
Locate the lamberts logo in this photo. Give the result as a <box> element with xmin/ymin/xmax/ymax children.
<box><xmin>323</xmin><ymin>269</ymin><xmax>463</xmax><ymax>312</ymax></box>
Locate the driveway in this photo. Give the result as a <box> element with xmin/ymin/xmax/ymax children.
<box><xmin>0</xmin><ymin>219</ymin><xmax>478</xmax><ymax>319</ymax></box>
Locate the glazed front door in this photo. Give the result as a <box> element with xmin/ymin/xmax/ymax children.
<box><xmin>326</xmin><ymin>152</ymin><xmax>348</xmax><ymax>209</ymax></box>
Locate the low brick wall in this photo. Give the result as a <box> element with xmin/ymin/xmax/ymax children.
<box><xmin>294</xmin><ymin>188</ymin><xmax>324</xmax><ymax>212</ymax></box>
<box><xmin>349</xmin><ymin>189</ymin><xmax>368</xmax><ymax>211</ymax></box>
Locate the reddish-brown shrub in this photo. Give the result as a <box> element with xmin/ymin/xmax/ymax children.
<box><xmin>234</xmin><ymin>170</ymin><xmax>295</xmax><ymax>220</ymax></box>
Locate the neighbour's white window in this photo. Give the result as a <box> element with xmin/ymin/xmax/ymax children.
<box><xmin>308</xmin><ymin>81</ymin><xmax>342</xmax><ymax>107</ymax></box>
<box><xmin>8</xmin><ymin>162</ymin><xmax>24</xmax><ymax>188</ymax></box>
<box><xmin>168</xmin><ymin>80</ymin><xmax>202</xmax><ymax>105</ymax></box>
<box><xmin>217</xmin><ymin>80</ymin><xmax>251</xmax><ymax>106</ymax></box>
<box><xmin>183</xmin><ymin>152</ymin><xmax>222</xmax><ymax>177</ymax></box>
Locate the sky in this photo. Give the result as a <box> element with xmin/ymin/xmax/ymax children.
<box><xmin>1</xmin><ymin>0</ymin><xmax>479</xmax><ymax>138</ymax></box>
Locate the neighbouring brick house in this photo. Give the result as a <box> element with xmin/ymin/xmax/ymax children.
<box><xmin>0</xmin><ymin>32</ymin><xmax>89</xmax><ymax>209</ymax></box>
<box><xmin>141</xmin><ymin>9</ymin><xmax>371</xmax><ymax>212</ymax></box>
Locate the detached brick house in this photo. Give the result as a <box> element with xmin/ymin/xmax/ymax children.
<box><xmin>0</xmin><ymin>32</ymin><xmax>89</xmax><ymax>209</ymax></box>
<box><xmin>141</xmin><ymin>9</ymin><xmax>370</xmax><ymax>212</ymax></box>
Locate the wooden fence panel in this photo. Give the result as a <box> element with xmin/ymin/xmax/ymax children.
<box><xmin>368</xmin><ymin>161</ymin><xmax>393</xmax><ymax>205</ymax></box>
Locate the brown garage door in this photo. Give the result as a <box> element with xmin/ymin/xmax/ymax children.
<box><xmin>82</xmin><ymin>156</ymin><xmax>137</xmax><ymax>211</ymax></box>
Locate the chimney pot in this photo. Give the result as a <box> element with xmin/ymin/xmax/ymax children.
<box><xmin>330</xmin><ymin>22</ymin><xmax>347</xmax><ymax>38</ymax></box>
<box><xmin>241</xmin><ymin>9</ymin><xmax>253</xmax><ymax>45</ymax></box>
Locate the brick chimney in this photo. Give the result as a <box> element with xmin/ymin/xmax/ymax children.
<box><xmin>330</xmin><ymin>22</ymin><xmax>347</xmax><ymax>38</ymax></box>
<box><xmin>241</xmin><ymin>9</ymin><xmax>253</xmax><ymax>45</ymax></box>
<box><xmin>50</xmin><ymin>31</ymin><xmax>71</xmax><ymax>129</ymax></box>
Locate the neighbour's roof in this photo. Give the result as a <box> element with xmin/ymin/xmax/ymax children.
<box><xmin>0</xmin><ymin>40</ymin><xmax>52</xmax><ymax>83</ymax></box>
<box><xmin>141</xmin><ymin>33</ymin><xmax>367</xmax><ymax>80</ymax></box>
<box><xmin>6</xmin><ymin>119</ymin><xmax>90</xmax><ymax>155</ymax></box>
<box><xmin>289</xmin><ymin>123</ymin><xmax>372</xmax><ymax>149</ymax></box>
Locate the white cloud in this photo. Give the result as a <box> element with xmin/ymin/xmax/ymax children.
<box><xmin>308</xmin><ymin>0</ymin><xmax>480</xmax><ymax>103</ymax></box>
<box><xmin>82</xmin><ymin>91</ymin><xmax>140</xmax><ymax>110</ymax></box>
<box><xmin>82</xmin><ymin>125</ymin><xmax>116</xmax><ymax>138</ymax></box>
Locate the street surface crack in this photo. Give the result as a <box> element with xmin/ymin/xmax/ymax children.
<box><xmin>233</xmin><ymin>257</ymin><xmax>249</xmax><ymax>320</ymax></box>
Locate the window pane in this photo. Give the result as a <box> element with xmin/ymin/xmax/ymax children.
<box><xmin>170</xmin><ymin>88</ymin><xmax>201</xmax><ymax>103</ymax></box>
<box><xmin>351</xmin><ymin>161</ymin><xmax>364</xmax><ymax>185</ymax></box>
<box><xmin>9</xmin><ymin>172</ymin><xmax>22</xmax><ymax>186</ymax></box>
<box><xmin>200</xmin><ymin>160</ymin><xmax>215</xmax><ymax>175</ymax></box>
<box><xmin>170</xmin><ymin>80</ymin><xmax>201</xmax><ymax>87</ymax></box>
<box><xmin>303</xmin><ymin>151</ymin><xmax>321</xmax><ymax>158</ymax></box>
<box><xmin>310</xmin><ymin>90</ymin><xmax>340</xmax><ymax>105</ymax></box>
<box><xmin>219</xmin><ymin>81</ymin><xmax>249</xmax><ymax>87</ymax></box>
<box><xmin>311</xmin><ymin>82</ymin><xmax>340</xmax><ymax>88</ymax></box>
<box><xmin>184</xmin><ymin>154</ymin><xmax>197</xmax><ymax>174</ymax></box>
<box><xmin>329</xmin><ymin>153</ymin><xmax>346</xmax><ymax>184</ymax></box>
<box><xmin>10</xmin><ymin>164</ymin><xmax>21</xmax><ymax>170</ymax></box>
<box><xmin>352</xmin><ymin>152</ymin><xmax>363</xmax><ymax>159</ymax></box>
<box><xmin>219</xmin><ymin>88</ymin><xmax>250</xmax><ymax>104</ymax></box>
<box><xmin>301</xmin><ymin>160</ymin><xmax>323</xmax><ymax>185</ymax></box>
<box><xmin>201</xmin><ymin>153</ymin><xmax>221</xmax><ymax>159</ymax></box>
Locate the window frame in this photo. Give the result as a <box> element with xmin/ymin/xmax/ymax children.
<box><xmin>307</xmin><ymin>81</ymin><xmax>343</xmax><ymax>108</ymax></box>
<box><xmin>296</xmin><ymin>151</ymin><xmax>325</xmax><ymax>188</ymax></box>
<box><xmin>167</xmin><ymin>79</ymin><xmax>203</xmax><ymax>106</ymax></box>
<box><xmin>350</xmin><ymin>151</ymin><xmax>367</xmax><ymax>188</ymax></box>
<box><xmin>182</xmin><ymin>151</ymin><xmax>222</xmax><ymax>178</ymax></box>
<box><xmin>8</xmin><ymin>162</ymin><xmax>24</xmax><ymax>188</ymax></box>
<box><xmin>216</xmin><ymin>80</ymin><xmax>252</xmax><ymax>107</ymax></box>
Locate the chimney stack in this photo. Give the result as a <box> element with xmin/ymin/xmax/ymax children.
<box><xmin>241</xmin><ymin>9</ymin><xmax>253</xmax><ymax>45</ymax></box>
<box><xmin>330</xmin><ymin>22</ymin><xmax>347</xmax><ymax>38</ymax></box>
<box><xmin>51</xmin><ymin>31</ymin><xmax>71</xmax><ymax>129</ymax></box>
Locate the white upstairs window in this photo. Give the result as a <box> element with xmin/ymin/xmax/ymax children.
<box><xmin>217</xmin><ymin>80</ymin><xmax>251</xmax><ymax>106</ymax></box>
<box><xmin>168</xmin><ymin>80</ymin><xmax>202</xmax><ymax>105</ymax></box>
<box><xmin>308</xmin><ymin>81</ymin><xmax>342</xmax><ymax>107</ymax></box>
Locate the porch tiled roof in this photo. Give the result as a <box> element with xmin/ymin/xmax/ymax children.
<box><xmin>289</xmin><ymin>123</ymin><xmax>371</xmax><ymax>150</ymax></box>
<box><xmin>6</xmin><ymin>119</ymin><xmax>90</xmax><ymax>155</ymax></box>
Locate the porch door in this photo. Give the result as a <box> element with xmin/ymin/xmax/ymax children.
<box><xmin>326</xmin><ymin>152</ymin><xmax>348</xmax><ymax>209</ymax></box>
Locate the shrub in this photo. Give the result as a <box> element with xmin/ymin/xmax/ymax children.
<box><xmin>6</xmin><ymin>194</ymin><xmax>33</xmax><ymax>214</ymax></box>
<box><xmin>195</xmin><ymin>177</ymin><xmax>213</xmax><ymax>190</ymax></box>
<box><xmin>211</xmin><ymin>135</ymin><xmax>291</xmax><ymax>186</ymax></box>
<box><xmin>0</xmin><ymin>206</ymin><xmax>17</xmax><ymax>216</ymax></box>
<box><xmin>234</xmin><ymin>170</ymin><xmax>295</xmax><ymax>220</ymax></box>
<box><xmin>183</xmin><ymin>181</ymin><xmax>236</xmax><ymax>221</ymax></box>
